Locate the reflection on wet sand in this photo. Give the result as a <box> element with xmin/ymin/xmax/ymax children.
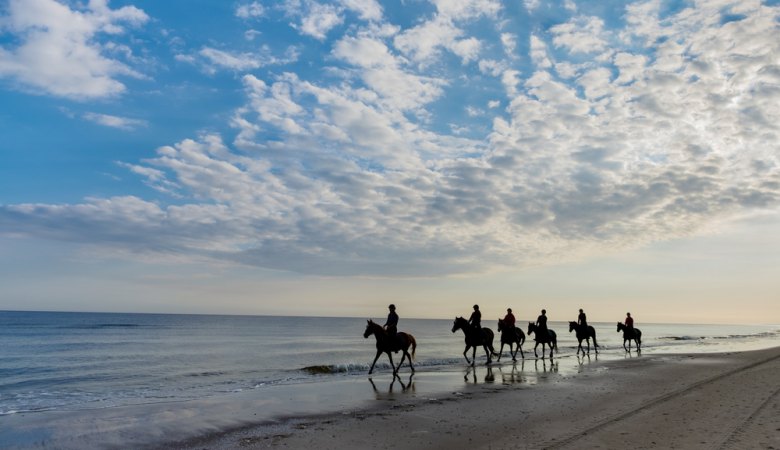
<box><xmin>368</xmin><ymin>373</ymin><xmax>415</xmax><ymax>398</ymax></box>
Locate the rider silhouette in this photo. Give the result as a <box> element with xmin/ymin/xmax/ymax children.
<box><xmin>625</xmin><ymin>312</ymin><xmax>634</xmax><ymax>331</ymax></box>
<box><xmin>384</xmin><ymin>304</ymin><xmax>398</xmax><ymax>336</ymax></box>
<box><xmin>504</xmin><ymin>308</ymin><xmax>520</xmax><ymax>341</ymax></box>
<box><xmin>578</xmin><ymin>308</ymin><xmax>587</xmax><ymax>328</ymax></box>
<box><xmin>536</xmin><ymin>309</ymin><xmax>549</xmax><ymax>337</ymax></box>
<box><xmin>503</xmin><ymin>308</ymin><xmax>516</xmax><ymax>328</ymax></box>
<box><xmin>469</xmin><ymin>304</ymin><xmax>484</xmax><ymax>342</ymax></box>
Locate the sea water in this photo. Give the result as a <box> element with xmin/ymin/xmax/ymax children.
<box><xmin>1</xmin><ymin>310</ymin><xmax>778</xmax><ymax>418</ymax></box>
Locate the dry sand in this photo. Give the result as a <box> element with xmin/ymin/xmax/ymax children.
<box><xmin>176</xmin><ymin>346</ymin><xmax>780</xmax><ymax>450</ymax></box>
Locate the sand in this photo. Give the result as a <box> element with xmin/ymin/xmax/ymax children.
<box><xmin>176</xmin><ymin>346</ymin><xmax>780</xmax><ymax>450</ymax></box>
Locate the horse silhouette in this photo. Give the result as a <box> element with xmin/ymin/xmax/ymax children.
<box><xmin>452</xmin><ymin>316</ymin><xmax>497</xmax><ymax>366</ymax></box>
<box><xmin>568</xmin><ymin>321</ymin><xmax>598</xmax><ymax>355</ymax></box>
<box><xmin>616</xmin><ymin>322</ymin><xmax>642</xmax><ymax>352</ymax></box>
<box><xmin>527</xmin><ymin>322</ymin><xmax>557</xmax><ymax>359</ymax></box>
<box><xmin>497</xmin><ymin>318</ymin><xmax>525</xmax><ymax>361</ymax></box>
<box><xmin>363</xmin><ymin>319</ymin><xmax>416</xmax><ymax>375</ymax></box>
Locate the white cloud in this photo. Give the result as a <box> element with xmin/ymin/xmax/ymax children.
<box><xmin>393</xmin><ymin>17</ymin><xmax>461</xmax><ymax>64</ymax></box>
<box><xmin>0</xmin><ymin>0</ymin><xmax>148</xmax><ymax>99</ymax></box>
<box><xmin>296</xmin><ymin>2</ymin><xmax>343</xmax><ymax>40</ymax></box>
<box><xmin>551</xmin><ymin>16</ymin><xmax>610</xmax><ymax>55</ymax></box>
<box><xmin>501</xmin><ymin>33</ymin><xmax>518</xmax><ymax>57</ymax></box>
<box><xmin>432</xmin><ymin>0</ymin><xmax>502</xmax><ymax>21</ymax></box>
<box><xmin>83</xmin><ymin>112</ymin><xmax>147</xmax><ymax>130</ymax></box>
<box><xmin>340</xmin><ymin>0</ymin><xmax>383</xmax><ymax>21</ymax></box>
<box><xmin>235</xmin><ymin>2</ymin><xmax>265</xmax><ymax>19</ymax></box>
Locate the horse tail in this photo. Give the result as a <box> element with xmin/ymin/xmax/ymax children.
<box><xmin>591</xmin><ymin>327</ymin><xmax>599</xmax><ymax>348</ymax></box>
<box><xmin>410</xmin><ymin>335</ymin><xmax>417</xmax><ymax>360</ymax></box>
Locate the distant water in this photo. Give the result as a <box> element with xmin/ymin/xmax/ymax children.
<box><xmin>1</xmin><ymin>311</ymin><xmax>779</xmax><ymax>417</ymax></box>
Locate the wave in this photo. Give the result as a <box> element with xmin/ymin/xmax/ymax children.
<box><xmin>660</xmin><ymin>330</ymin><xmax>780</xmax><ymax>342</ymax></box>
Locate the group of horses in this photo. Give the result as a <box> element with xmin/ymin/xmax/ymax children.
<box><xmin>363</xmin><ymin>318</ymin><xmax>642</xmax><ymax>375</ymax></box>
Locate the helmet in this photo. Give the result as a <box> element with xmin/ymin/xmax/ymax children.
<box><xmin>473</xmin><ymin>304</ymin><xmax>479</xmax><ymax>309</ymax></box>
<box><xmin>389</xmin><ymin>304</ymin><xmax>396</xmax><ymax>310</ymax></box>
<box><xmin>507</xmin><ymin>308</ymin><xmax>512</xmax><ymax>312</ymax></box>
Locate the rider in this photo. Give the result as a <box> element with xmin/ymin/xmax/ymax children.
<box><xmin>625</xmin><ymin>312</ymin><xmax>634</xmax><ymax>331</ymax></box>
<box><xmin>383</xmin><ymin>304</ymin><xmax>398</xmax><ymax>337</ymax></box>
<box><xmin>536</xmin><ymin>309</ymin><xmax>549</xmax><ymax>337</ymax></box>
<box><xmin>469</xmin><ymin>304</ymin><xmax>484</xmax><ymax>341</ymax></box>
<box><xmin>578</xmin><ymin>308</ymin><xmax>588</xmax><ymax>328</ymax></box>
<box><xmin>503</xmin><ymin>308</ymin><xmax>516</xmax><ymax>328</ymax></box>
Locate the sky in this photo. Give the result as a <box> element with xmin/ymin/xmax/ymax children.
<box><xmin>0</xmin><ymin>0</ymin><xmax>779</xmax><ymax>325</ymax></box>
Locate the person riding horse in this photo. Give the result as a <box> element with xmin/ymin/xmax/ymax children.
<box><xmin>469</xmin><ymin>304</ymin><xmax>485</xmax><ymax>342</ymax></box>
<box><xmin>384</xmin><ymin>304</ymin><xmax>400</xmax><ymax>349</ymax></box>
<box><xmin>578</xmin><ymin>308</ymin><xmax>587</xmax><ymax>328</ymax></box>
<box><xmin>536</xmin><ymin>309</ymin><xmax>548</xmax><ymax>336</ymax></box>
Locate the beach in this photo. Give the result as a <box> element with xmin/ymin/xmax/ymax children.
<box><xmin>178</xmin><ymin>346</ymin><xmax>780</xmax><ymax>450</ymax></box>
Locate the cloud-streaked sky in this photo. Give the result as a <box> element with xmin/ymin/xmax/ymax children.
<box><xmin>1</xmin><ymin>0</ymin><xmax>779</xmax><ymax>324</ymax></box>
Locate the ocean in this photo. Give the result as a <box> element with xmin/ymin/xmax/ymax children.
<box><xmin>1</xmin><ymin>311</ymin><xmax>778</xmax><ymax>448</ymax></box>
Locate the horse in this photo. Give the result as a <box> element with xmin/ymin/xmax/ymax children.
<box><xmin>363</xmin><ymin>319</ymin><xmax>416</xmax><ymax>375</ymax></box>
<box><xmin>527</xmin><ymin>322</ymin><xmax>557</xmax><ymax>359</ymax></box>
<box><xmin>568</xmin><ymin>321</ymin><xmax>598</xmax><ymax>355</ymax></box>
<box><xmin>451</xmin><ymin>316</ymin><xmax>498</xmax><ymax>366</ymax></box>
<box><xmin>616</xmin><ymin>322</ymin><xmax>642</xmax><ymax>352</ymax></box>
<box><xmin>497</xmin><ymin>318</ymin><xmax>525</xmax><ymax>361</ymax></box>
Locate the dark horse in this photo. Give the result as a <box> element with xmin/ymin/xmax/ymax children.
<box><xmin>568</xmin><ymin>321</ymin><xmax>598</xmax><ymax>355</ymax></box>
<box><xmin>527</xmin><ymin>322</ymin><xmax>557</xmax><ymax>359</ymax></box>
<box><xmin>497</xmin><ymin>319</ymin><xmax>525</xmax><ymax>362</ymax></box>
<box><xmin>452</xmin><ymin>317</ymin><xmax>498</xmax><ymax>366</ymax></box>
<box><xmin>363</xmin><ymin>320</ymin><xmax>416</xmax><ymax>375</ymax></box>
<box><xmin>616</xmin><ymin>322</ymin><xmax>642</xmax><ymax>352</ymax></box>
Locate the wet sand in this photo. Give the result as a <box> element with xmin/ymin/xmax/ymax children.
<box><xmin>175</xmin><ymin>346</ymin><xmax>780</xmax><ymax>450</ymax></box>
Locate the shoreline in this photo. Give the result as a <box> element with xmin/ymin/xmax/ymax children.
<box><xmin>172</xmin><ymin>346</ymin><xmax>780</xmax><ymax>450</ymax></box>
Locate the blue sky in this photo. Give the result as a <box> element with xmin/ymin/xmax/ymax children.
<box><xmin>1</xmin><ymin>0</ymin><xmax>779</xmax><ymax>323</ymax></box>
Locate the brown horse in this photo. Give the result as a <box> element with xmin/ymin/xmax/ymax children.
<box><xmin>363</xmin><ymin>319</ymin><xmax>416</xmax><ymax>375</ymax></box>
<box><xmin>527</xmin><ymin>322</ymin><xmax>557</xmax><ymax>359</ymax></box>
<box><xmin>497</xmin><ymin>318</ymin><xmax>525</xmax><ymax>361</ymax></box>
<box><xmin>568</xmin><ymin>321</ymin><xmax>598</xmax><ymax>355</ymax></box>
<box><xmin>452</xmin><ymin>316</ymin><xmax>498</xmax><ymax>366</ymax></box>
<box><xmin>617</xmin><ymin>322</ymin><xmax>642</xmax><ymax>352</ymax></box>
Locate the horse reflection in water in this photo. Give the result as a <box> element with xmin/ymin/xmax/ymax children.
<box><xmin>363</xmin><ymin>319</ymin><xmax>416</xmax><ymax>375</ymax></box>
<box><xmin>616</xmin><ymin>322</ymin><xmax>642</xmax><ymax>352</ymax></box>
<box><xmin>368</xmin><ymin>373</ymin><xmax>415</xmax><ymax>397</ymax></box>
<box><xmin>464</xmin><ymin>365</ymin><xmax>495</xmax><ymax>384</ymax></box>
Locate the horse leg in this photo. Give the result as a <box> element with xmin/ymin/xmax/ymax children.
<box><xmin>387</xmin><ymin>351</ymin><xmax>397</xmax><ymax>373</ymax></box>
<box><xmin>471</xmin><ymin>346</ymin><xmax>477</xmax><ymax>367</ymax></box>
<box><xmin>369</xmin><ymin>349</ymin><xmax>382</xmax><ymax>375</ymax></box>
<box><xmin>399</xmin><ymin>348</ymin><xmax>413</xmax><ymax>373</ymax></box>
<box><xmin>497</xmin><ymin>342</ymin><xmax>505</xmax><ymax>362</ymax></box>
<box><xmin>586</xmin><ymin>338</ymin><xmax>590</xmax><ymax>354</ymax></box>
<box><xmin>463</xmin><ymin>346</ymin><xmax>472</xmax><ymax>365</ymax></box>
<box><xmin>396</xmin><ymin>351</ymin><xmax>406</xmax><ymax>373</ymax></box>
<box><xmin>534</xmin><ymin>342</ymin><xmax>539</xmax><ymax>358</ymax></box>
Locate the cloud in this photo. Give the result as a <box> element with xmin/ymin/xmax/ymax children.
<box><xmin>2</xmin><ymin>0</ymin><xmax>780</xmax><ymax>277</ymax></box>
<box><xmin>0</xmin><ymin>0</ymin><xmax>148</xmax><ymax>99</ymax></box>
<box><xmin>83</xmin><ymin>112</ymin><xmax>147</xmax><ymax>130</ymax></box>
<box><xmin>235</xmin><ymin>2</ymin><xmax>265</xmax><ymax>19</ymax></box>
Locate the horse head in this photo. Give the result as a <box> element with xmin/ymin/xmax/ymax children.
<box><xmin>527</xmin><ymin>322</ymin><xmax>535</xmax><ymax>335</ymax></box>
<box><xmin>364</xmin><ymin>319</ymin><xmax>379</xmax><ymax>338</ymax></box>
<box><xmin>452</xmin><ymin>316</ymin><xmax>466</xmax><ymax>333</ymax></box>
<box><xmin>616</xmin><ymin>322</ymin><xmax>622</xmax><ymax>332</ymax></box>
<box><xmin>497</xmin><ymin>318</ymin><xmax>504</xmax><ymax>332</ymax></box>
<box><xmin>569</xmin><ymin>321</ymin><xmax>577</xmax><ymax>332</ymax></box>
